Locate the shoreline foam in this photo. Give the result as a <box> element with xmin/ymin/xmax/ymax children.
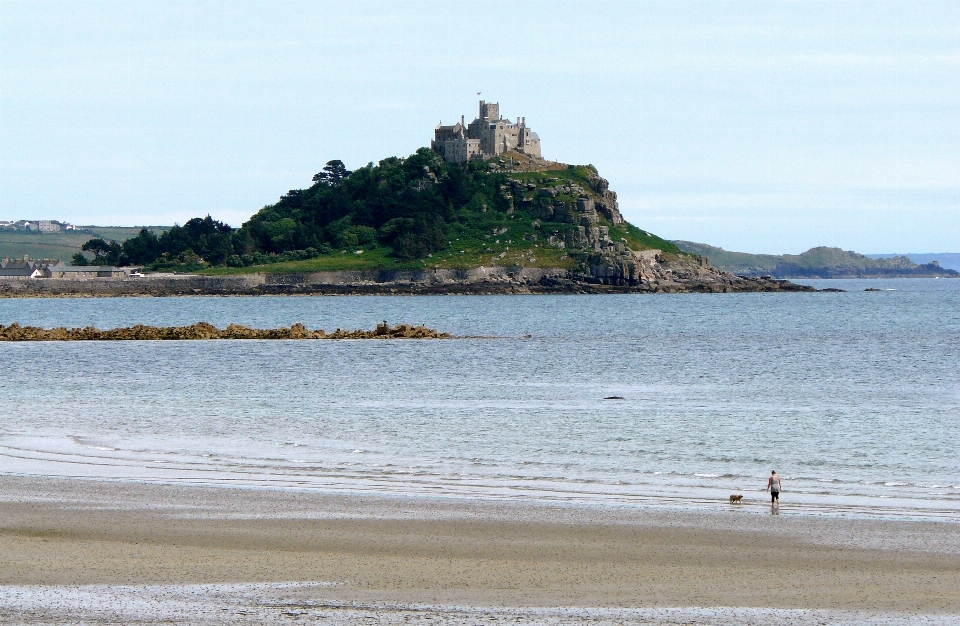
<box><xmin>4</xmin><ymin>433</ymin><xmax>957</xmax><ymax>523</ymax></box>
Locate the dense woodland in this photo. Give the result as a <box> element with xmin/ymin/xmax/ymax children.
<box><xmin>74</xmin><ymin>149</ymin><xmax>513</xmax><ymax>271</ymax></box>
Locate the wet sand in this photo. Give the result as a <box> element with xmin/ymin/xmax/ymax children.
<box><xmin>1</xmin><ymin>476</ymin><xmax>958</xmax><ymax>622</ymax></box>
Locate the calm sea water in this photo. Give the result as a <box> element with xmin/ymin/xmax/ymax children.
<box><xmin>1</xmin><ymin>279</ymin><xmax>958</xmax><ymax>519</ymax></box>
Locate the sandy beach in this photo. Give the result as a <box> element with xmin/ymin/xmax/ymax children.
<box><xmin>1</xmin><ymin>476</ymin><xmax>958</xmax><ymax>624</ymax></box>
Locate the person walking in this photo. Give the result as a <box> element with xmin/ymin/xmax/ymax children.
<box><xmin>767</xmin><ymin>470</ymin><xmax>782</xmax><ymax>507</ymax></box>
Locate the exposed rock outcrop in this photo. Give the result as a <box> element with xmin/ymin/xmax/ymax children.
<box><xmin>503</xmin><ymin>175</ymin><xmax>623</xmax><ymax>230</ymax></box>
<box><xmin>0</xmin><ymin>322</ymin><xmax>451</xmax><ymax>341</ymax></box>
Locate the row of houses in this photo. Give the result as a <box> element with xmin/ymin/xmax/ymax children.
<box><xmin>0</xmin><ymin>220</ymin><xmax>79</xmax><ymax>232</ymax></box>
<box><xmin>0</xmin><ymin>257</ymin><xmax>136</xmax><ymax>279</ymax></box>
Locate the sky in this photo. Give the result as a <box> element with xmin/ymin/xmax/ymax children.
<box><xmin>1</xmin><ymin>1</ymin><xmax>958</xmax><ymax>254</ymax></box>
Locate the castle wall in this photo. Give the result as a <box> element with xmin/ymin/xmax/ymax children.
<box><xmin>466</xmin><ymin>138</ymin><xmax>482</xmax><ymax>160</ymax></box>
<box><xmin>521</xmin><ymin>130</ymin><xmax>541</xmax><ymax>157</ymax></box>
<box><xmin>479</xmin><ymin>120</ymin><xmax>521</xmax><ymax>156</ymax></box>
<box><xmin>431</xmin><ymin>137</ymin><xmax>482</xmax><ymax>164</ymax></box>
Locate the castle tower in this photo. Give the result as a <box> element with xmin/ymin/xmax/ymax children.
<box><xmin>479</xmin><ymin>100</ymin><xmax>500</xmax><ymax>122</ymax></box>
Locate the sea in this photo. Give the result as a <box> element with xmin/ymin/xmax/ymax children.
<box><xmin>1</xmin><ymin>278</ymin><xmax>957</xmax><ymax>521</ymax></box>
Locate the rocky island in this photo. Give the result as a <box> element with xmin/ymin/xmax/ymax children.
<box><xmin>0</xmin><ymin>100</ymin><xmax>819</xmax><ymax>297</ymax></box>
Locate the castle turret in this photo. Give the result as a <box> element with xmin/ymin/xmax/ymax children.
<box><xmin>479</xmin><ymin>100</ymin><xmax>500</xmax><ymax>123</ymax></box>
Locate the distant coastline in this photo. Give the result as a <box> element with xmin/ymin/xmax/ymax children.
<box><xmin>675</xmin><ymin>242</ymin><xmax>960</xmax><ymax>279</ymax></box>
<box><xmin>866</xmin><ymin>252</ymin><xmax>960</xmax><ymax>271</ymax></box>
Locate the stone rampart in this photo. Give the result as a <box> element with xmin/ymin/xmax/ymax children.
<box><xmin>0</xmin><ymin>263</ymin><xmax>815</xmax><ymax>297</ymax></box>
<box><xmin>0</xmin><ymin>268</ymin><xmax>568</xmax><ymax>297</ymax></box>
<box><xmin>0</xmin><ymin>275</ymin><xmax>263</xmax><ymax>297</ymax></box>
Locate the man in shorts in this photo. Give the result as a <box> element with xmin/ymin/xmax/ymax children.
<box><xmin>767</xmin><ymin>470</ymin><xmax>782</xmax><ymax>507</ymax></box>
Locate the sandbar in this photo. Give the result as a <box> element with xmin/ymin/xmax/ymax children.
<box><xmin>1</xmin><ymin>476</ymin><xmax>958</xmax><ymax>623</ymax></box>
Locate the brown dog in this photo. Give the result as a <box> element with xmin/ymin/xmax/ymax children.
<box><xmin>729</xmin><ymin>494</ymin><xmax>743</xmax><ymax>504</ymax></box>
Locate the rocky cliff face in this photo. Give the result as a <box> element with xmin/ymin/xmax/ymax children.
<box><xmin>496</xmin><ymin>167</ymin><xmax>748</xmax><ymax>289</ymax></box>
<box><xmin>503</xmin><ymin>174</ymin><xmax>623</xmax><ymax>232</ymax></box>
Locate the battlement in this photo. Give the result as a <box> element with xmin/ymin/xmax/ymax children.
<box><xmin>432</xmin><ymin>100</ymin><xmax>541</xmax><ymax>164</ymax></box>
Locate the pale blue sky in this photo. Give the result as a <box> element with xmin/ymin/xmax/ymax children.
<box><xmin>2</xmin><ymin>1</ymin><xmax>958</xmax><ymax>253</ymax></box>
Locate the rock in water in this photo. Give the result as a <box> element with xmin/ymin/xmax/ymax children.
<box><xmin>0</xmin><ymin>322</ymin><xmax>451</xmax><ymax>341</ymax></box>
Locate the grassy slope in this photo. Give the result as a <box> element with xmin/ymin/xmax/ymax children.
<box><xmin>0</xmin><ymin>227</ymin><xmax>167</xmax><ymax>263</ymax></box>
<box><xmin>673</xmin><ymin>241</ymin><xmax>780</xmax><ymax>272</ymax></box>
<box><xmin>203</xmin><ymin>247</ymin><xmax>410</xmax><ymax>274</ymax></box>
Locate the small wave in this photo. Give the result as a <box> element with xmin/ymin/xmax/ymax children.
<box><xmin>884</xmin><ymin>481</ymin><xmax>909</xmax><ymax>486</ymax></box>
<box><xmin>352</xmin><ymin>450</ymin><xmax>365</xmax><ymax>454</ymax></box>
<box><xmin>95</xmin><ymin>446</ymin><xmax>117</xmax><ymax>451</ymax></box>
<box><xmin>694</xmin><ymin>473</ymin><xmax>720</xmax><ymax>478</ymax></box>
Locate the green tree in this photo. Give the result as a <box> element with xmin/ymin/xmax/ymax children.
<box><xmin>121</xmin><ymin>228</ymin><xmax>161</xmax><ymax>265</ymax></box>
<box><xmin>87</xmin><ymin>148</ymin><xmax>536</xmax><ymax>268</ymax></box>
<box><xmin>312</xmin><ymin>160</ymin><xmax>351</xmax><ymax>187</ymax></box>
<box><xmin>157</xmin><ymin>216</ymin><xmax>234</xmax><ymax>263</ymax></box>
<box><xmin>81</xmin><ymin>238</ymin><xmax>123</xmax><ymax>265</ymax></box>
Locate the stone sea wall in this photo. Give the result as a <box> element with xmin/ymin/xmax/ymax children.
<box><xmin>0</xmin><ymin>264</ymin><xmax>815</xmax><ymax>298</ymax></box>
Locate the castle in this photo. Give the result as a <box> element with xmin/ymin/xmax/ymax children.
<box><xmin>431</xmin><ymin>100</ymin><xmax>541</xmax><ymax>164</ymax></box>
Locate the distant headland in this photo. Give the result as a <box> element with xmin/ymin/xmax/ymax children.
<box><xmin>674</xmin><ymin>242</ymin><xmax>960</xmax><ymax>279</ymax></box>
